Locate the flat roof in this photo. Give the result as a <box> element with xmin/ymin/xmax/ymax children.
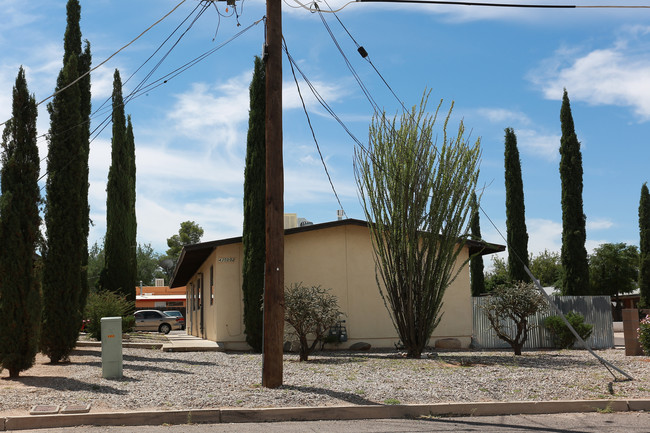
<box><xmin>169</xmin><ymin>218</ymin><xmax>505</xmax><ymax>288</ymax></box>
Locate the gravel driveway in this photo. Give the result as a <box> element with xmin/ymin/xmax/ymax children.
<box><xmin>1</xmin><ymin>346</ymin><xmax>648</xmax><ymax>416</ymax></box>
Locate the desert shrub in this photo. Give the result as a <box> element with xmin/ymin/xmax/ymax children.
<box><xmin>284</xmin><ymin>283</ymin><xmax>343</xmax><ymax>361</ymax></box>
<box><xmin>639</xmin><ymin>315</ymin><xmax>650</xmax><ymax>356</ymax></box>
<box><xmin>544</xmin><ymin>311</ymin><xmax>593</xmax><ymax>349</ymax></box>
<box><xmin>84</xmin><ymin>290</ymin><xmax>134</xmax><ymax>340</ymax></box>
<box><xmin>481</xmin><ymin>281</ymin><xmax>547</xmax><ymax>355</ymax></box>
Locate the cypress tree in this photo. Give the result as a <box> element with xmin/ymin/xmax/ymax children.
<box><xmin>42</xmin><ymin>53</ymin><xmax>83</xmax><ymax>363</ymax></box>
<box><xmin>242</xmin><ymin>56</ymin><xmax>266</xmax><ymax>352</ymax></box>
<box><xmin>100</xmin><ymin>70</ymin><xmax>137</xmax><ymax>304</ymax></box>
<box><xmin>78</xmin><ymin>40</ymin><xmax>92</xmax><ymax>317</ymax></box>
<box><xmin>0</xmin><ymin>67</ymin><xmax>42</xmax><ymax>377</ymax></box>
<box><xmin>639</xmin><ymin>183</ymin><xmax>650</xmax><ymax>307</ymax></box>
<box><xmin>469</xmin><ymin>192</ymin><xmax>486</xmax><ymax>296</ymax></box>
<box><xmin>41</xmin><ymin>0</ymin><xmax>90</xmax><ymax>363</ymax></box>
<box><xmin>559</xmin><ymin>89</ymin><xmax>590</xmax><ymax>295</ymax></box>
<box><xmin>504</xmin><ymin>127</ymin><xmax>529</xmax><ymax>282</ymax></box>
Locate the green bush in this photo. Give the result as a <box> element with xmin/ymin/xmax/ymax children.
<box><xmin>544</xmin><ymin>311</ymin><xmax>593</xmax><ymax>349</ymax></box>
<box><xmin>84</xmin><ymin>290</ymin><xmax>134</xmax><ymax>340</ymax></box>
<box><xmin>639</xmin><ymin>315</ymin><xmax>650</xmax><ymax>355</ymax></box>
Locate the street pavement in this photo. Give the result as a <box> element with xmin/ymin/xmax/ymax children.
<box><xmin>12</xmin><ymin>412</ymin><xmax>650</xmax><ymax>432</ymax></box>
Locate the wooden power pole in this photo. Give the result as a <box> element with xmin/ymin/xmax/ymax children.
<box><xmin>262</xmin><ymin>0</ymin><xmax>284</xmax><ymax>388</ymax></box>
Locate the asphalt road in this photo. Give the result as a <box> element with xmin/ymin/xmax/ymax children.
<box><xmin>14</xmin><ymin>412</ymin><xmax>650</xmax><ymax>433</ymax></box>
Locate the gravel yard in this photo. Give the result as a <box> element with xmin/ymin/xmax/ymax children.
<box><xmin>0</xmin><ymin>345</ymin><xmax>648</xmax><ymax>416</ymax></box>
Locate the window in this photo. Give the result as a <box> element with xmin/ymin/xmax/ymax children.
<box><xmin>189</xmin><ymin>283</ymin><xmax>195</xmax><ymax>310</ymax></box>
<box><xmin>210</xmin><ymin>265</ymin><xmax>214</xmax><ymax>305</ymax></box>
<box><xmin>197</xmin><ymin>274</ymin><xmax>202</xmax><ymax>309</ymax></box>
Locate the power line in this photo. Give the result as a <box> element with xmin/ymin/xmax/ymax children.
<box><xmin>283</xmin><ymin>37</ymin><xmax>349</xmax><ymax>218</ymax></box>
<box><xmin>0</xmin><ymin>0</ymin><xmax>188</xmax><ymax>130</ymax></box>
<box><xmin>353</xmin><ymin>0</ymin><xmax>650</xmax><ymax>9</ymax></box>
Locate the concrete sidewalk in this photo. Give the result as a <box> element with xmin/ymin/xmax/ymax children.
<box><xmin>3</xmin><ymin>399</ymin><xmax>650</xmax><ymax>431</ymax></box>
<box><xmin>161</xmin><ymin>333</ymin><xmax>221</xmax><ymax>352</ymax></box>
<box><xmin>75</xmin><ymin>333</ymin><xmax>221</xmax><ymax>352</ymax></box>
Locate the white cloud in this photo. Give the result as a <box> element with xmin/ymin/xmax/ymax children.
<box><xmin>476</xmin><ymin>108</ymin><xmax>531</xmax><ymax>126</ymax></box>
<box><xmin>91</xmin><ymin>65</ymin><xmax>118</xmax><ymax>102</ymax></box>
<box><xmin>587</xmin><ymin>218</ymin><xmax>614</xmax><ymax>231</ymax></box>
<box><xmin>516</xmin><ymin>129</ymin><xmax>560</xmax><ymax>162</ymax></box>
<box><xmin>530</xmin><ymin>28</ymin><xmax>650</xmax><ymax>121</ymax></box>
<box><xmin>527</xmin><ymin>218</ymin><xmax>562</xmax><ymax>256</ymax></box>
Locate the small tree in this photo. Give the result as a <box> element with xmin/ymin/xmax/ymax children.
<box><xmin>284</xmin><ymin>283</ymin><xmax>342</xmax><ymax>362</ymax></box>
<box><xmin>481</xmin><ymin>282</ymin><xmax>547</xmax><ymax>355</ymax></box>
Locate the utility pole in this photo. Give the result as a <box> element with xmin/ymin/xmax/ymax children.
<box><xmin>262</xmin><ymin>0</ymin><xmax>284</xmax><ymax>388</ymax></box>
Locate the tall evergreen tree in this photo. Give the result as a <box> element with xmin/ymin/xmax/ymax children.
<box><xmin>469</xmin><ymin>191</ymin><xmax>486</xmax><ymax>296</ymax></box>
<box><xmin>41</xmin><ymin>0</ymin><xmax>90</xmax><ymax>363</ymax></box>
<box><xmin>242</xmin><ymin>56</ymin><xmax>266</xmax><ymax>352</ymax></box>
<box><xmin>559</xmin><ymin>89</ymin><xmax>590</xmax><ymax>295</ymax></box>
<box><xmin>99</xmin><ymin>70</ymin><xmax>137</xmax><ymax>304</ymax></box>
<box><xmin>42</xmin><ymin>53</ymin><xmax>83</xmax><ymax>363</ymax></box>
<box><xmin>639</xmin><ymin>183</ymin><xmax>650</xmax><ymax>307</ymax></box>
<box><xmin>78</xmin><ymin>40</ymin><xmax>92</xmax><ymax>318</ymax></box>
<box><xmin>504</xmin><ymin>127</ymin><xmax>529</xmax><ymax>282</ymax></box>
<box><xmin>0</xmin><ymin>67</ymin><xmax>42</xmax><ymax>377</ymax></box>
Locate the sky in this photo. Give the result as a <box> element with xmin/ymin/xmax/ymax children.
<box><xmin>2</xmin><ymin>0</ymin><xmax>650</xmax><ymax>270</ymax></box>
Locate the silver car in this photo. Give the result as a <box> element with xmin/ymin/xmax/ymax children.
<box><xmin>134</xmin><ymin>310</ymin><xmax>183</xmax><ymax>334</ymax></box>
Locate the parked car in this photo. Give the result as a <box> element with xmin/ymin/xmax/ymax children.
<box><xmin>134</xmin><ymin>310</ymin><xmax>183</xmax><ymax>334</ymax></box>
<box><xmin>163</xmin><ymin>310</ymin><xmax>185</xmax><ymax>330</ymax></box>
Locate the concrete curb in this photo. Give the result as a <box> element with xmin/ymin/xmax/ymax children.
<box><xmin>2</xmin><ymin>399</ymin><xmax>649</xmax><ymax>431</ymax></box>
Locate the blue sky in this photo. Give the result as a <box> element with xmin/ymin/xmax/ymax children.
<box><xmin>2</xmin><ymin>0</ymin><xmax>650</xmax><ymax>268</ymax></box>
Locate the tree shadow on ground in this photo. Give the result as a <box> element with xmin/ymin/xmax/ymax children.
<box><xmin>4</xmin><ymin>376</ymin><xmax>129</xmax><ymax>395</ymax></box>
<box><xmin>280</xmin><ymin>384</ymin><xmax>381</xmax><ymax>406</ymax></box>
<box><xmin>67</xmin><ymin>358</ymin><xmax>196</xmax><ymax>375</ymax></box>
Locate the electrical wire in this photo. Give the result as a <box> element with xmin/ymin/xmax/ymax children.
<box><xmin>283</xmin><ymin>37</ymin><xmax>348</xmax><ymax>218</ymax></box>
<box><xmin>295</xmin><ymin>0</ymin><xmax>650</xmax><ymax>13</ymax></box>
<box><xmin>36</xmin><ymin>11</ymin><xmax>263</xmax><ymax>189</ymax></box>
<box><xmin>315</xmin><ymin>4</ymin><xmax>382</xmax><ymax>114</ymax></box>
<box><xmin>0</xmin><ymin>0</ymin><xmax>188</xmax><ymax>130</ymax></box>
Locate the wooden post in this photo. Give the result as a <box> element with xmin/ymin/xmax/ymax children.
<box><xmin>622</xmin><ymin>309</ymin><xmax>643</xmax><ymax>356</ymax></box>
<box><xmin>262</xmin><ymin>0</ymin><xmax>284</xmax><ymax>388</ymax></box>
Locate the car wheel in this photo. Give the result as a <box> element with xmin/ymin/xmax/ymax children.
<box><xmin>159</xmin><ymin>323</ymin><xmax>171</xmax><ymax>334</ymax></box>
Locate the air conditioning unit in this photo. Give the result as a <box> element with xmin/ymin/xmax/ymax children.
<box><xmin>155</xmin><ymin>278</ymin><xmax>165</xmax><ymax>287</ymax></box>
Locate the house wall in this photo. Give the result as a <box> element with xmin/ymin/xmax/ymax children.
<box><xmin>186</xmin><ymin>223</ymin><xmax>472</xmax><ymax>350</ymax></box>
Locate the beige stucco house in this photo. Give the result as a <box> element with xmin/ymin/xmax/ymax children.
<box><xmin>170</xmin><ymin>218</ymin><xmax>503</xmax><ymax>350</ymax></box>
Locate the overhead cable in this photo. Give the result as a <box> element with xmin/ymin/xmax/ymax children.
<box><xmin>284</xmin><ymin>37</ymin><xmax>349</xmax><ymax>219</ymax></box>
<box><xmin>353</xmin><ymin>0</ymin><xmax>650</xmax><ymax>9</ymax></box>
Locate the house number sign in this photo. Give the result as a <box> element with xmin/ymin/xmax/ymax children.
<box><xmin>219</xmin><ymin>257</ymin><xmax>235</xmax><ymax>263</ymax></box>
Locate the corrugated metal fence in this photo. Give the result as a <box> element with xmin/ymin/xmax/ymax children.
<box><xmin>472</xmin><ymin>296</ymin><xmax>613</xmax><ymax>349</ymax></box>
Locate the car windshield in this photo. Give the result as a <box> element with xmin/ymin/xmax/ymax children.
<box><xmin>164</xmin><ymin>311</ymin><xmax>182</xmax><ymax>317</ymax></box>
